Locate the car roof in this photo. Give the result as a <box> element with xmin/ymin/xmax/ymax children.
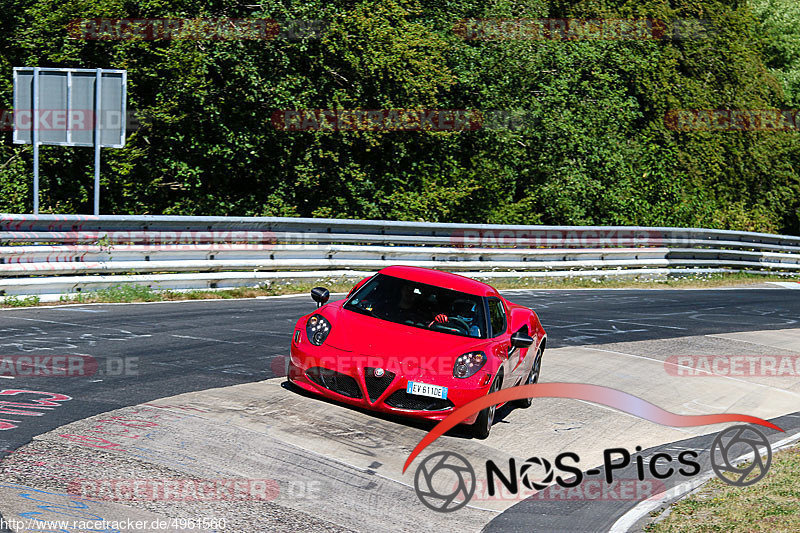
<box><xmin>378</xmin><ymin>266</ymin><xmax>500</xmax><ymax>297</ymax></box>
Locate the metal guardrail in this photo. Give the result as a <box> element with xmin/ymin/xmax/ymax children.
<box><xmin>0</xmin><ymin>214</ymin><xmax>799</xmax><ymax>300</ymax></box>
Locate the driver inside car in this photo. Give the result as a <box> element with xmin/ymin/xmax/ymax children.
<box><xmin>429</xmin><ymin>298</ymin><xmax>481</xmax><ymax>337</ymax></box>
<box><xmin>449</xmin><ymin>299</ymin><xmax>482</xmax><ymax>337</ymax></box>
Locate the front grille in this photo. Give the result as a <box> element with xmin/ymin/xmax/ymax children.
<box><xmin>306</xmin><ymin>367</ymin><xmax>362</xmax><ymax>399</ymax></box>
<box><xmin>384</xmin><ymin>390</ymin><xmax>454</xmax><ymax>411</ymax></box>
<box><xmin>364</xmin><ymin>368</ymin><xmax>395</xmax><ymax>402</ymax></box>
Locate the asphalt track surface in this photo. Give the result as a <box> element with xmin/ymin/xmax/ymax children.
<box><xmin>0</xmin><ymin>287</ymin><xmax>799</xmax><ymax>531</ymax></box>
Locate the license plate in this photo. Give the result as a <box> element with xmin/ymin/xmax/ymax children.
<box><xmin>407</xmin><ymin>381</ymin><xmax>448</xmax><ymax>400</ymax></box>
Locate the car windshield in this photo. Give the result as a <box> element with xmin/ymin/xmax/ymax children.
<box><xmin>344</xmin><ymin>274</ymin><xmax>487</xmax><ymax>338</ymax></box>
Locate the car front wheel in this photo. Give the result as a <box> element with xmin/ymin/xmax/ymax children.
<box><xmin>472</xmin><ymin>373</ymin><xmax>502</xmax><ymax>439</ymax></box>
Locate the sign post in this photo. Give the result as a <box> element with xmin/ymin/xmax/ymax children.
<box><xmin>31</xmin><ymin>67</ymin><xmax>39</xmax><ymax>214</ymax></box>
<box><xmin>94</xmin><ymin>68</ymin><xmax>102</xmax><ymax>216</ymax></box>
<box><xmin>13</xmin><ymin>67</ymin><xmax>127</xmax><ymax>215</ymax></box>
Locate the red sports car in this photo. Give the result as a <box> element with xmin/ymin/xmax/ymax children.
<box><xmin>288</xmin><ymin>266</ymin><xmax>547</xmax><ymax>438</ymax></box>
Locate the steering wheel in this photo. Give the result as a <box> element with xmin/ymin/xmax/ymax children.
<box><xmin>430</xmin><ymin>322</ymin><xmax>461</xmax><ymax>334</ymax></box>
<box><xmin>447</xmin><ymin>316</ymin><xmax>471</xmax><ymax>333</ymax></box>
<box><xmin>428</xmin><ymin>316</ymin><xmax>470</xmax><ymax>334</ymax></box>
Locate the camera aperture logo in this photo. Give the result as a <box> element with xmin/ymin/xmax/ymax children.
<box><xmin>412</xmin><ymin>425</ymin><xmax>773</xmax><ymax>511</ymax></box>
<box><xmin>711</xmin><ymin>425</ymin><xmax>772</xmax><ymax>487</ymax></box>
<box><xmin>414</xmin><ymin>451</ymin><xmax>475</xmax><ymax>512</ymax></box>
<box><xmin>404</xmin><ymin>383</ymin><xmax>782</xmax><ymax>512</ymax></box>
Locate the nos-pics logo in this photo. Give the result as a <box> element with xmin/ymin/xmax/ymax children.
<box><xmin>413</xmin><ymin>425</ymin><xmax>772</xmax><ymax>512</ymax></box>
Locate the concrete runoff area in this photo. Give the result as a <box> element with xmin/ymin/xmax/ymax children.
<box><xmin>1</xmin><ymin>328</ymin><xmax>799</xmax><ymax>531</ymax></box>
<box><xmin>0</xmin><ymin>289</ymin><xmax>799</xmax><ymax>531</ymax></box>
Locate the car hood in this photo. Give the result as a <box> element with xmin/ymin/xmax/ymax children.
<box><xmin>322</xmin><ymin>304</ymin><xmax>483</xmax><ymax>359</ymax></box>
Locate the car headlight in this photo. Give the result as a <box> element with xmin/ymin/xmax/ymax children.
<box><xmin>306</xmin><ymin>314</ymin><xmax>331</xmax><ymax>346</ymax></box>
<box><xmin>453</xmin><ymin>351</ymin><xmax>487</xmax><ymax>378</ymax></box>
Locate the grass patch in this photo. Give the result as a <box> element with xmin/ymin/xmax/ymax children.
<box><xmin>645</xmin><ymin>444</ymin><xmax>800</xmax><ymax>532</ymax></box>
<box><xmin>0</xmin><ymin>272</ymin><xmax>796</xmax><ymax>308</ymax></box>
<box><xmin>49</xmin><ymin>280</ymin><xmax>360</xmax><ymax>306</ymax></box>
<box><xmin>1</xmin><ymin>295</ymin><xmax>40</xmax><ymax>307</ymax></box>
<box><xmin>60</xmin><ymin>284</ymin><xmax>164</xmax><ymax>303</ymax></box>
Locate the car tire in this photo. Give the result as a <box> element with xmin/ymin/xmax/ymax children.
<box><xmin>473</xmin><ymin>373</ymin><xmax>502</xmax><ymax>439</ymax></box>
<box><xmin>515</xmin><ymin>349</ymin><xmax>542</xmax><ymax>408</ymax></box>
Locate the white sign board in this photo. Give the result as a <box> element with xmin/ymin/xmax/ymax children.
<box><xmin>13</xmin><ymin>67</ymin><xmax>126</xmax><ymax>148</ymax></box>
<box><xmin>12</xmin><ymin>67</ymin><xmax>127</xmax><ymax>214</ymax></box>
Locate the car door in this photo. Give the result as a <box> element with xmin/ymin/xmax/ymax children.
<box><xmin>487</xmin><ymin>297</ymin><xmax>519</xmax><ymax>385</ymax></box>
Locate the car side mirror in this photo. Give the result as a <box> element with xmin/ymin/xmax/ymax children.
<box><xmin>510</xmin><ymin>329</ymin><xmax>534</xmax><ymax>348</ymax></box>
<box><xmin>311</xmin><ymin>287</ymin><xmax>330</xmax><ymax>308</ymax></box>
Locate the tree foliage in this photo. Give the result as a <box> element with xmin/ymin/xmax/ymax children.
<box><xmin>0</xmin><ymin>0</ymin><xmax>798</xmax><ymax>234</ymax></box>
